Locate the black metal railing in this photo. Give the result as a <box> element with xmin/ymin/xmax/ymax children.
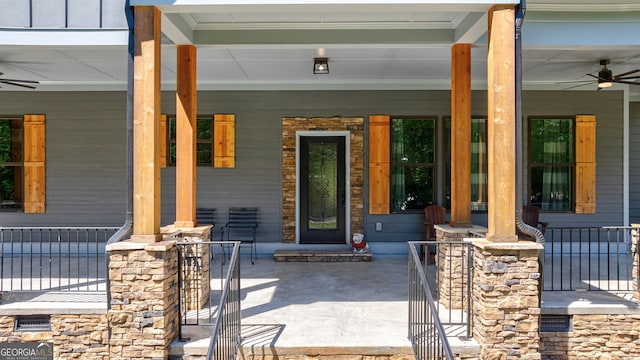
<box><xmin>205</xmin><ymin>241</ymin><xmax>242</xmax><ymax>360</ymax></box>
<box><xmin>0</xmin><ymin>227</ymin><xmax>119</xmax><ymax>292</ymax></box>
<box><xmin>409</xmin><ymin>241</ymin><xmax>454</xmax><ymax>360</ymax></box>
<box><xmin>176</xmin><ymin>241</ymin><xmax>229</xmax><ymax>327</ymax></box>
<box><xmin>544</xmin><ymin>226</ymin><xmax>636</xmax><ymax>291</ymax></box>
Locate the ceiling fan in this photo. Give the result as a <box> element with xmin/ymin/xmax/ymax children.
<box><xmin>588</xmin><ymin>59</ymin><xmax>640</xmax><ymax>89</ymax></box>
<box><xmin>0</xmin><ymin>72</ymin><xmax>39</xmax><ymax>89</ymax></box>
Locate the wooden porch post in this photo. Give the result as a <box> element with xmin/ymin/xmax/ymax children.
<box><xmin>174</xmin><ymin>45</ymin><xmax>197</xmax><ymax>228</ymax></box>
<box><xmin>132</xmin><ymin>6</ymin><xmax>162</xmax><ymax>242</ymax></box>
<box><xmin>486</xmin><ymin>5</ymin><xmax>517</xmax><ymax>242</ymax></box>
<box><xmin>450</xmin><ymin>43</ymin><xmax>472</xmax><ymax>228</ymax></box>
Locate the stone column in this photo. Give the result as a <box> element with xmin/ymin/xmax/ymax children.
<box><xmin>162</xmin><ymin>225</ymin><xmax>211</xmax><ymax>310</ymax></box>
<box><xmin>435</xmin><ymin>225</ymin><xmax>485</xmax><ymax>310</ymax></box>
<box><xmin>472</xmin><ymin>239</ymin><xmax>542</xmax><ymax>360</ymax></box>
<box><xmin>107</xmin><ymin>240</ymin><xmax>179</xmax><ymax>359</ymax></box>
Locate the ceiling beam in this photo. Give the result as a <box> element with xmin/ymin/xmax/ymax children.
<box><xmin>522</xmin><ymin>21</ymin><xmax>640</xmax><ymax>47</ymax></box>
<box><xmin>161</xmin><ymin>13</ymin><xmax>194</xmax><ymax>45</ymax></box>
<box><xmin>454</xmin><ymin>12</ymin><xmax>487</xmax><ymax>44</ymax></box>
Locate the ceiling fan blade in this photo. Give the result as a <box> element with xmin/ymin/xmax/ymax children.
<box><xmin>0</xmin><ymin>78</ymin><xmax>39</xmax><ymax>84</ymax></box>
<box><xmin>0</xmin><ymin>80</ymin><xmax>37</xmax><ymax>89</ymax></box>
<box><xmin>612</xmin><ymin>80</ymin><xmax>640</xmax><ymax>86</ymax></box>
<box><xmin>562</xmin><ymin>82</ymin><xmax>594</xmax><ymax>90</ymax></box>
<box><xmin>556</xmin><ymin>80</ymin><xmax>594</xmax><ymax>84</ymax></box>
<box><xmin>613</xmin><ymin>69</ymin><xmax>640</xmax><ymax>78</ymax></box>
<box><xmin>618</xmin><ymin>75</ymin><xmax>640</xmax><ymax>80</ymax></box>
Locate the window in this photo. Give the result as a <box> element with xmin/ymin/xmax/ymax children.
<box><xmin>390</xmin><ymin>117</ymin><xmax>436</xmax><ymax>212</ymax></box>
<box><xmin>0</xmin><ymin>115</ymin><xmax>46</xmax><ymax>213</ymax></box>
<box><xmin>443</xmin><ymin>117</ymin><xmax>488</xmax><ymax>212</ymax></box>
<box><xmin>167</xmin><ymin>115</ymin><xmax>214</xmax><ymax>166</ymax></box>
<box><xmin>0</xmin><ymin>117</ymin><xmax>23</xmax><ymax>211</ymax></box>
<box><xmin>528</xmin><ymin>117</ymin><xmax>574</xmax><ymax>211</ymax></box>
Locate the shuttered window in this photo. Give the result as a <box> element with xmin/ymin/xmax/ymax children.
<box><xmin>163</xmin><ymin>114</ymin><xmax>215</xmax><ymax>167</ymax></box>
<box><xmin>0</xmin><ymin>115</ymin><xmax>46</xmax><ymax>213</ymax></box>
<box><xmin>369</xmin><ymin>115</ymin><xmax>436</xmax><ymax>214</ymax></box>
<box><xmin>528</xmin><ymin>115</ymin><xmax>596</xmax><ymax>213</ymax></box>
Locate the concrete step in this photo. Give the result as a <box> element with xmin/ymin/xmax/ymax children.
<box><xmin>273</xmin><ymin>249</ymin><xmax>372</xmax><ymax>262</ymax></box>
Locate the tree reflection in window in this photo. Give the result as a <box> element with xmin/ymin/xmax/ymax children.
<box><xmin>390</xmin><ymin>117</ymin><xmax>435</xmax><ymax>212</ymax></box>
<box><xmin>308</xmin><ymin>142</ymin><xmax>337</xmax><ymax>229</ymax></box>
<box><xmin>528</xmin><ymin>117</ymin><xmax>574</xmax><ymax>211</ymax></box>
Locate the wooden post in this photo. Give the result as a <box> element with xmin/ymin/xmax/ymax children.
<box><xmin>174</xmin><ymin>45</ymin><xmax>197</xmax><ymax>228</ymax></box>
<box><xmin>450</xmin><ymin>43</ymin><xmax>472</xmax><ymax>228</ymax></box>
<box><xmin>132</xmin><ymin>6</ymin><xmax>162</xmax><ymax>242</ymax></box>
<box><xmin>486</xmin><ymin>5</ymin><xmax>517</xmax><ymax>242</ymax></box>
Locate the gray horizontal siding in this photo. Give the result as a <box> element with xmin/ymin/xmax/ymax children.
<box><xmin>521</xmin><ymin>91</ymin><xmax>624</xmax><ymax>229</ymax></box>
<box><xmin>0</xmin><ymin>89</ymin><xmax>627</xmax><ymax>244</ymax></box>
<box><xmin>1</xmin><ymin>91</ymin><xmax>127</xmax><ymax>227</ymax></box>
<box><xmin>0</xmin><ymin>0</ymin><xmax>126</xmax><ymax>28</ymax></box>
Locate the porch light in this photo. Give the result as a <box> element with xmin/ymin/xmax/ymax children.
<box><xmin>313</xmin><ymin>57</ymin><xmax>329</xmax><ymax>74</ymax></box>
<box><xmin>597</xmin><ymin>68</ymin><xmax>613</xmax><ymax>88</ymax></box>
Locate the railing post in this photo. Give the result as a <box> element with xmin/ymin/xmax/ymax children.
<box><xmin>633</xmin><ymin>224</ymin><xmax>640</xmax><ymax>301</ymax></box>
<box><xmin>435</xmin><ymin>224</ymin><xmax>485</xmax><ymax>311</ymax></box>
<box><xmin>164</xmin><ymin>225</ymin><xmax>212</xmax><ymax>312</ymax></box>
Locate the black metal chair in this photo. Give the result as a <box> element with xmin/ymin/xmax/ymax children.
<box><xmin>196</xmin><ymin>207</ymin><xmax>216</xmax><ymax>260</ymax></box>
<box><xmin>222</xmin><ymin>207</ymin><xmax>258</xmax><ymax>264</ymax></box>
<box><xmin>423</xmin><ymin>205</ymin><xmax>447</xmax><ymax>263</ymax></box>
<box><xmin>195</xmin><ymin>207</ymin><xmax>216</xmax><ymax>240</ymax></box>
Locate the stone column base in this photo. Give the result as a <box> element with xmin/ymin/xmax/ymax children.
<box><xmin>107</xmin><ymin>240</ymin><xmax>179</xmax><ymax>359</ymax></box>
<box><xmin>162</xmin><ymin>225</ymin><xmax>212</xmax><ymax>310</ymax></box>
<box><xmin>471</xmin><ymin>239</ymin><xmax>543</xmax><ymax>360</ymax></box>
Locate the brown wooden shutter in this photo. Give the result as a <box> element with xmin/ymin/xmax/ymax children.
<box><xmin>575</xmin><ymin>114</ymin><xmax>596</xmax><ymax>214</ymax></box>
<box><xmin>23</xmin><ymin>114</ymin><xmax>46</xmax><ymax>213</ymax></box>
<box><xmin>369</xmin><ymin>115</ymin><xmax>390</xmax><ymax>214</ymax></box>
<box><xmin>214</xmin><ymin>114</ymin><xmax>235</xmax><ymax>168</ymax></box>
<box><xmin>159</xmin><ymin>114</ymin><xmax>167</xmax><ymax>168</ymax></box>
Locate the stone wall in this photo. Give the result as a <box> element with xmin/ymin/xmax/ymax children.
<box><xmin>282</xmin><ymin>117</ymin><xmax>365</xmax><ymax>243</ymax></box>
<box><xmin>540</xmin><ymin>314</ymin><xmax>640</xmax><ymax>359</ymax></box>
<box><xmin>0</xmin><ymin>314</ymin><xmax>109</xmax><ymax>359</ymax></box>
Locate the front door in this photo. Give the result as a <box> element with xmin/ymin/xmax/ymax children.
<box><xmin>299</xmin><ymin>136</ymin><xmax>346</xmax><ymax>244</ymax></box>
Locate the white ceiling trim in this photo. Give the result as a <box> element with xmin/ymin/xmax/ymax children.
<box><xmin>0</xmin><ymin>29</ymin><xmax>128</xmax><ymax>46</ymax></box>
<box><xmin>194</xmin><ymin>21</ymin><xmax>457</xmax><ymax>30</ymax></box>
<box><xmin>152</xmin><ymin>4</ymin><xmax>512</xmax><ymax>14</ymax></box>
<box><xmin>526</xmin><ymin>3</ymin><xmax>640</xmax><ymax>12</ymax></box>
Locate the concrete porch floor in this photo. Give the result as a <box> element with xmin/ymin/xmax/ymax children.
<box><xmin>172</xmin><ymin>255</ymin><xmax>416</xmax><ymax>359</ymax></box>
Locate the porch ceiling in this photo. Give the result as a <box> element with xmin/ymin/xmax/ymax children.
<box><xmin>0</xmin><ymin>0</ymin><xmax>639</xmax><ymax>100</ymax></box>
